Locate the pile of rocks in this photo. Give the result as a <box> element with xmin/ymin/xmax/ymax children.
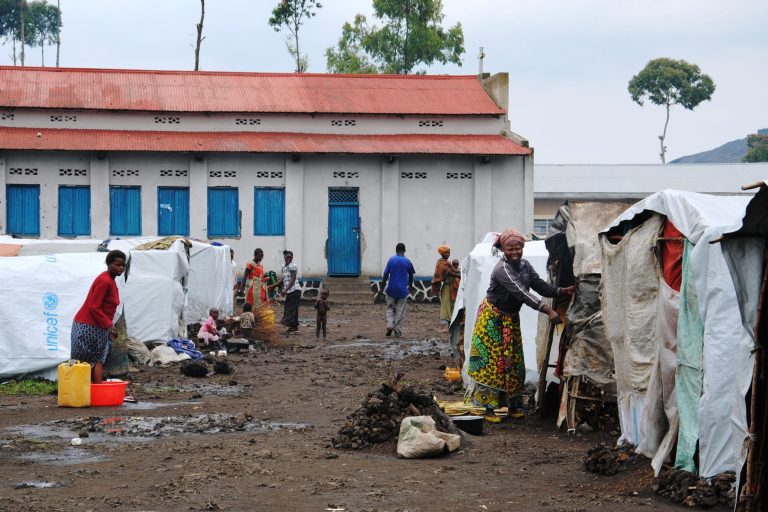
<box><xmin>584</xmin><ymin>443</ymin><xmax>639</xmax><ymax>475</ymax></box>
<box><xmin>653</xmin><ymin>470</ymin><xmax>735</xmax><ymax>508</ymax></box>
<box><xmin>332</xmin><ymin>382</ymin><xmax>457</xmax><ymax>450</ymax></box>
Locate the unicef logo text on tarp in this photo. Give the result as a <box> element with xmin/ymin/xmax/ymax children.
<box><xmin>42</xmin><ymin>293</ymin><xmax>60</xmax><ymax>351</ymax></box>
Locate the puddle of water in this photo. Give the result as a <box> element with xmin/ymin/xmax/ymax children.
<box><xmin>12</xmin><ymin>414</ymin><xmax>309</xmax><ymax>443</ymax></box>
<box><xmin>19</xmin><ymin>447</ymin><xmax>107</xmax><ymax>465</ymax></box>
<box><xmin>14</xmin><ymin>481</ymin><xmax>65</xmax><ymax>489</ymax></box>
<box><xmin>323</xmin><ymin>338</ymin><xmax>451</xmax><ymax>360</ymax></box>
<box><xmin>122</xmin><ymin>400</ymin><xmax>199</xmax><ymax>411</ymax></box>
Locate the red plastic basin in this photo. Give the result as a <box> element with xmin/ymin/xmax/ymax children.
<box><xmin>90</xmin><ymin>380</ymin><xmax>127</xmax><ymax>407</ymax></box>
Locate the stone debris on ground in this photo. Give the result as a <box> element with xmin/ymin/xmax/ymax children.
<box><xmin>584</xmin><ymin>442</ymin><xmax>640</xmax><ymax>475</ymax></box>
<box><xmin>332</xmin><ymin>377</ymin><xmax>458</xmax><ymax>450</ymax></box>
<box><xmin>652</xmin><ymin>469</ymin><xmax>735</xmax><ymax>508</ymax></box>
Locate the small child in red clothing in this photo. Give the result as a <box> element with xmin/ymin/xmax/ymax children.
<box><xmin>314</xmin><ymin>289</ymin><xmax>330</xmax><ymax>340</ymax></box>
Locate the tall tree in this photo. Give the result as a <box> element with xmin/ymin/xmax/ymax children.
<box><xmin>743</xmin><ymin>132</ymin><xmax>768</xmax><ymax>163</ymax></box>
<box><xmin>0</xmin><ymin>0</ymin><xmax>36</xmax><ymax>65</ymax></box>
<box><xmin>28</xmin><ymin>0</ymin><xmax>60</xmax><ymax>66</ymax></box>
<box><xmin>268</xmin><ymin>0</ymin><xmax>321</xmax><ymax>73</ymax></box>
<box><xmin>193</xmin><ymin>0</ymin><xmax>204</xmax><ymax>71</ymax></box>
<box><xmin>628</xmin><ymin>58</ymin><xmax>716</xmax><ymax>164</ymax></box>
<box><xmin>55</xmin><ymin>0</ymin><xmax>60</xmax><ymax>66</ymax></box>
<box><xmin>326</xmin><ymin>0</ymin><xmax>464</xmax><ymax>75</ymax></box>
<box><xmin>325</xmin><ymin>14</ymin><xmax>378</xmax><ymax>74</ymax></box>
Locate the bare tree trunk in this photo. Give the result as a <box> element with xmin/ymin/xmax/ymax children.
<box><xmin>293</xmin><ymin>19</ymin><xmax>301</xmax><ymax>72</ymax></box>
<box><xmin>659</xmin><ymin>100</ymin><xmax>671</xmax><ymax>164</ymax></box>
<box><xmin>12</xmin><ymin>37</ymin><xmax>17</xmax><ymax>66</ymax></box>
<box><xmin>56</xmin><ymin>0</ymin><xmax>61</xmax><ymax>67</ymax></box>
<box><xmin>19</xmin><ymin>0</ymin><xmax>25</xmax><ymax>66</ymax></box>
<box><xmin>41</xmin><ymin>39</ymin><xmax>44</xmax><ymax>66</ymax></box>
<box><xmin>194</xmin><ymin>0</ymin><xmax>205</xmax><ymax>71</ymax></box>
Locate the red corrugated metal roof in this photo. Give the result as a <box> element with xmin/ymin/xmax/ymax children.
<box><xmin>0</xmin><ymin>127</ymin><xmax>531</xmax><ymax>155</ymax></box>
<box><xmin>0</xmin><ymin>66</ymin><xmax>505</xmax><ymax>116</ymax></box>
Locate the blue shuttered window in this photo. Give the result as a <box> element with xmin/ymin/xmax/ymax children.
<box><xmin>58</xmin><ymin>186</ymin><xmax>91</xmax><ymax>236</ymax></box>
<box><xmin>254</xmin><ymin>187</ymin><xmax>285</xmax><ymax>235</ymax></box>
<box><xmin>208</xmin><ymin>187</ymin><xmax>239</xmax><ymax>237</ymax></box>
<box><xmin>110</xmin><ymin>186</ymin><xmax>142</xmax><ymax>236</ymax></box>
<box><xmin>158</xmin><ymin>187</ymin><xmax>190</xmax><ymax>236</ymax></box>
<box><xmin>6</xmin><ymin>184</ymin><xmax>40</xmax><ymax>236</ymax></box>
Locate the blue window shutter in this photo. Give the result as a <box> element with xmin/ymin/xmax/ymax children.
<box><xmin>207</xmin><ymin>187</ymin><xmax>239</xmax><ymax>237</ymax></box>
<box><xmin>6</xmin><ymin>184</ymin><xmax>40</xmax><ymax>236</ymax></box>
<box><xmin>109</xmin><ymin>186</ymin><xmax>142</xmax><ymax>236</ymax></box>
<box><xmin>254</xmin><ymin>188</ymin><xmax>285</xmax><ymax>236</ymax></box>
<box><xmin>158</xmin><ymin>187</ymin><xmax>190</xmax><ymax>236</ymax></box>
<box><xmin>58</xmin><ymin>186</ymin><xmax>91</xmax><ymax>236</ymax></box>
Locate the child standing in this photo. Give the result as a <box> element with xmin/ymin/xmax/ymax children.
<box><xmin>239</xmin><ymin>303</ymin><xmax>256</xmax><ymax>340</ymax></box>
<box><xmin>314</xmin><ymin>289</ymin><xmax>331</xmax><ymax>340</ymax></box>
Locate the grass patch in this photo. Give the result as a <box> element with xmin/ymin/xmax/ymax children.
<box><xmin>0</xmin><ymin>379</ymin><xmax>57</xmax><ymax>396</ymax></box>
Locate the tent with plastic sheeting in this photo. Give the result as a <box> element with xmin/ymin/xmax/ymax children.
<box><xmin>0</xmin><ymin>244</ymin><xmax>188</xmax><ymax>379</ymax></box>
<box><xmin>598</xmin><ymin>190</ymin><xmax>754</xmax><ymax>479</ymax></box>
<box><xmin>719</xmin><ymin>180</ymin><xmax>768</xmax><ymax>511</ymax></box>
<box><xmin>534</xmin><ymin>201</ymin><xmax>632</xmax><ymax>430</ymax></box>
<box><xmin>449</xmin><ymin>234</ymin><xmax>554</xmax><ymax>388</ymax></box>
<box><xmin>107</xmin><ymin>237</ymin><xmax>233</xmax><ymax>321</ymax></box>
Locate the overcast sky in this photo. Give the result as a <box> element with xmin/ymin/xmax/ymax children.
<box><xmin>2</xmin><ymin>0</ymin><xmax>766</xmax><ymax>164</ymax></box>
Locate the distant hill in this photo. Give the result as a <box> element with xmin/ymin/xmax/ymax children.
<box><xmin>670</xmin><ymin>128</ymin><xmax>768</xmax><ymax>164</ymax></box>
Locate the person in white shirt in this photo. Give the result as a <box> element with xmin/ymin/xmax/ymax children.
<box><xmin>280</xmin><ymin>250</ymin><xmax>301</xmax><ymax>333</ymax></box>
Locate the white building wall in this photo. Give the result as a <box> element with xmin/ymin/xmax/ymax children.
<box><xmin>0</xmin><ymin>110</ymin><xmax>507</xmax><ymax>136</ymax></box>
<box><xmin>1</xmin><ymin>151</ymin><xmax>529</xmax><ymax>278</ymax></box>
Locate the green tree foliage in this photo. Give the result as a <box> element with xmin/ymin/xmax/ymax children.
<box><xmin>743</xmin><ymin>133</ymin><xmax>768</xmax><ymax>163</ymax></box>
<box><xmin>268</xmin><ymin>0</ymin><xmax>321</xmax><ymax>73</ymax></box>
<box><xmin>324</xmin><ymin>14</ymin><xmax>378</xmax><ymax>74</ymax></box>
<box><xmin>628</xmin><ymin>58</ymin><xmax>716</xmax><ymax>164</ymax></box>
<box><xmin>0</xmin><ymin>0</ymin><xmax>60</xmax><ymax>66</ymax></box>
<box><xmin>326</xmin><ymin>0</ymin><xmax>464</xmax><ymax>75</ymax></box>
<box><xmin>27</xmin><ymin>0</ymin><xmax>60</xmax><ymax>66</ymax></box>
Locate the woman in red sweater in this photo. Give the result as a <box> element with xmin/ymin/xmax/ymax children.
<box><xmin>71</xmin><ymin>250</ymin><xmax>126</xmax><ymax>383</ymax></box>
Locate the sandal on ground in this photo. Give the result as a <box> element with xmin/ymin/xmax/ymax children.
<box><xmin>483</xmin><ymin>412</ymin><xmax>501</xmax><ymax>423</ymax></box>
<box><xmin>508</xmin><ymin>409</ymin><xmax>525</xmax><ymax>419</ymax></box>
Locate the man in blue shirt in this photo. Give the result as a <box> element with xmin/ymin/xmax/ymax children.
<box><xmin>381</xmin><ymin>243</ymin><xmax>415</xmax><ymax>338</ymax></box>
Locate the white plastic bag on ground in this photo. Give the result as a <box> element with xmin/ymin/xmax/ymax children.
<box><xmin>149</xmin><ymin>345</ymin><xmax>191</xmax><ymax>366</ymax></box>
<box><xmin>396</xmin><ymin>416</ymin><xmax>461</xmax><ymax>459</ymax></box>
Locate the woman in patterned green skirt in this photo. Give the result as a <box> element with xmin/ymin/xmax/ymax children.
<box><xmin>467</xmin><ymin>229</ymin><xmax>574</xmax><ymax>422</ymax></box>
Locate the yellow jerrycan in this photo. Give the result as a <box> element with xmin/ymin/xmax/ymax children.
<box><xmin>57</xmin><ymin>360</ymin><xmax>91</xmax><ymax>407</ymax></box>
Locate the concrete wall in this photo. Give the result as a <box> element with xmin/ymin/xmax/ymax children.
<box><xmin>1</xmin><ymin>150</ymin><xmax>529</xmax><ymax>279</ymax></box>
<box><xmin>0</xmin><ymin>110</ymin><xmax>507</xmax><ymax>136</ymax></box>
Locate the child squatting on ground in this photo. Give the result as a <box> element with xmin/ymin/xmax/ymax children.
<box><xmin>314</xmin><ymin>289</ymin><xmax>331</xmax><ymax>340</ymax></box>
<box><xmin>198</xmin><ymin>307</ymin><xmax>228</xmax><ymax>355</ymax></box>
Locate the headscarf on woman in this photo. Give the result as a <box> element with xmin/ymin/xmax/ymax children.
<box><xmin>437</xmin><ymin>245</ymin><xmax>451</xmax><ymax>257</ymax></box>
<box><xmin>495</xmin><ymin>229</ymin><xmax>525</xmax><ymax>248</ymax></box>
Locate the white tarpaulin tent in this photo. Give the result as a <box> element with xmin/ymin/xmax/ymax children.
<box><xmin>0</xmin><ymin>243</ymin><xmax>189</xmax><ymax>378</ymax></box>
<box><xmin>599</xmin><ymin>190</ymin><xmax>753</xmax><ymax>478</ymax></box>
<box><xmin>450</xmin><ymin>234</ymin><xmax>555</xmax><ymax>386</ymax></box>
<box><xmin>107</xmin><ymin>237</ymin><xmax>233</xmax><ymax>321</ymax></box>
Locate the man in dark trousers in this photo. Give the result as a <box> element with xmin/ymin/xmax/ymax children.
<box><xmin>381</xmin><ymin>243</ymin><xmax>415</xmax><ymax>338</ymax></box>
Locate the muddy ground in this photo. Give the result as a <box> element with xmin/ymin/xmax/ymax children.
<box><xmin>0</xmin><ymin>303</ymin><xmax>698</xmax><ymax>512</ymax></box>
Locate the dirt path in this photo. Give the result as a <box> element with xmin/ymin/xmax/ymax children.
<box><xmin>0</xmin><ymin>303</ymin><xmax>693</xmax><ymax>511</ymax></box>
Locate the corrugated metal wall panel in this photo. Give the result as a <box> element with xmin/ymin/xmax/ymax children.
<box><xmin>158</xmin><ymin>187</ymin><xmax>190</xmax><ymax>236</ymax></box>
<box><xmin>6</xmin><ymin>184</ymin><xmax>40</xmax><ymax>236</ymax></box>
<box><xmin>109</xmin><ymin>186</ymin><xmax>141</xmax><ymax>236</ymax></box>
<box><xmin>58</xmin><ymin>186</ymin><xmax>91</xmax><ymax>236</ymax></box>
<box><xmin>207</xmin><ymin>187</ymin><xmax>239</xmax><ymax>237</ymax></box>
<box><xmin>254</xmin><ymin>188</ymin><xmax>285</xmax><ymax>236</ymax></box>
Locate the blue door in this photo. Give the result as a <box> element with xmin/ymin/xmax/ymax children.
<box><xmin>58</xmin><ymin>186</ymin><xmax>91</xmax><ymax>236</ymax></box>
<box><xmin>328</xmin><ymin>188</ymin><xmax>360</xmax><ymax>276</ymax></box>
<box><xmin>158</xmin><ymin>187</ymin><xmax>190</xmax><ymax>236</ymax></box>
<box><xmin>6</xmin><ymin>184</ymin><xmax>40</xmax><ymax>236</ymax></box>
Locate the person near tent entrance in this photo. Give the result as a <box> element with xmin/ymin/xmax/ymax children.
<box><xmin>466</xmin><ymin>229</ymin><xmax>574</xmax><ymax>423</ymax></box>
<box><xmin>70</xmin><ymin>250</ymin><xmax>126</xmax><ymax>384</ymax></box>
